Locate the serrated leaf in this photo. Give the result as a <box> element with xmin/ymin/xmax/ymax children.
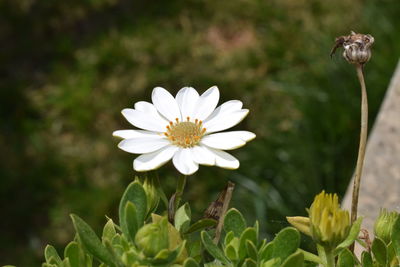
<box><xmin>184</xmin><ymin>218</ymin><xmax>217</xmax><ymax>234</ymax></box>
<box><xmin>201</xmin><ymin>231</ymin><xmax>229</xmax><ymax>264</ymax></box>
<box><xmin>271</xmin><ymin>227</ymin><xmax>300</xmax><ymax>262</ymax></box>
<box><xmin>45</xmin><ymin>245</ymin><xmax>62</xmax><ymax>265</ymax></box>
<box><xmin>223</xmin><ymin>208</ymin><xmax>246</xmax><ymax>237</ymax></box>
<box><xmin>337</xmin><ymin>248</ymin><xmax>354</xmax><ymax>267</ymax></box>
<box><xmin>119</xmin><ymin>182</ymin><xmax>147</xmax><ymax>239</ymax></box>
<box><xmin>175</xmin><ymin>203</ymin><xmax>191</xmax><ymax>233</ymax></box>
<box><xmin>70</xmin><ymin>214</ymin><xmax>115</xmax><ymax>267</ymax></box>
<box><xmin>183</xmin><ymin>257</ymin><xmax>200</xmax><ymax>267</ymax></box>
<box><xmin>372</xmin><ymin>237</ymin><xmax>388</xmax><ymax>266</ymax></box>
<box><xmin>281</xmin><ymin>251</ymin><xmax>304</xmax><ymax>267</ymax></box>
<box><xmin>335</xmin><ymin>217</ymin><xmax>362</xmax><ymax>252</ymax></box>
<box><xmin>361</xmin><ymin>251</ymin><xmax>373</xmax><ymax>267</ymax></box>
<box><xmin>64</xmin><ymin>242</ymin><xmax>80</xmax><ymax>267</ymax></box>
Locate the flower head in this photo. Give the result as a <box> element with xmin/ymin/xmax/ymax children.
<box><xmin>308</xmin><ymin>191</ymin><xmax>350</xmax><ymax>249</ymax></box>
<box><xmin>331</xmin><ymin>31</ymin><xmax>374</xmax><ymax>65</ymax></box>
<box><xmin>374</xmin><ymin>209</ymin><xmax>399</xmax><ymax>244</ymax></box>
<box><xmin>113</xmin><ymin>86</ymin><xmax>255</xmax><ymax>175</ymax></box>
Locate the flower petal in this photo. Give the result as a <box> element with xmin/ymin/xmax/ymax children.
<box><xmin>118</xmin><ymin>137</ymin><xmax>169</xmax><ymax>154</ymax></box>
<box><xmin>208</xmin><ymin>148</ymin><xmax>240</xmax><ymax>169</ymax></box>
<box><xmin>201</xmin><ymin>131</ymin><xmax>253</xmax><ymax>150</ymax></box>
<box><xmin>190</xmin><ymin>145</ymin><xmax>215</xmax><ymax>166</ymax></box>
<box><xmin>134</xmin><ymin>146</ymin><xmax>178</xmax><ymax>171</ymax></box>
<box><xmin>203</xmin><ymin>109</ymin><xmax>249</xmax><ymax>134</ymax></box>
<box><xmin>121</xmin><ymin>108</ymin><xmax>168</xmax><ymax>132</ymax></box>
<box><xmin>192</xmin><ymin>86</ymin><xmax>220</xmax><ymax>121</ymax></box>
<box><xmin>172</xmin><ymin>148</ymin><xmax>199</xmax><ymax>175</ymax></box>
<box><xmin>204</xmin><ymin>100</ymin><xmax>243</xmax><ymax>122</ymax></box>
<box><xmin>113</xmin><ymin>129</ymin><xmax>161</xmax><ymax>139</ymax></box>
<box><xmin>152</xmin><ymin>87</ymin><xmax>182</xmax><ymax>122</ymax></box>
<box><xmin>175</xmin><ymin>87</ymin><xmax>199</xmax><ymax>119</ymax></box>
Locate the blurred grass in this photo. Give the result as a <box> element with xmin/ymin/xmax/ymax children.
<box><xmin>1</xmin><ymin>0</ymin><xmax>399</xmax><ymax>265</ymax></box>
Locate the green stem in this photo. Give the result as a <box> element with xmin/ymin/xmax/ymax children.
<box><xmin>350</xmin><ymin>64</ymin><xmax>368</xmax><ymax>252</ymax></box>
<box><xmin>324</xmin><ymin>247</ymin><xmax>335</xmax><ymax>267</ymax></box>
<box><xmin>317</xmin><ymin>244</ymin><xmax>327</xmax><ymax>266</ymax></box>
<box><xmin>174</xmin><ymin>175</ymin><xmax>187</xmax><ymax>210</ymax></box>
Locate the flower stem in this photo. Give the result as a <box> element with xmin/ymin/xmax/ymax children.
<box><xmin>174</xmin><ymin>175</ymin><xmax>187</xmax><ymax>210</ymax></box>
<box><xmin>324</xmin><ymin>247</ymin><xmax>335</xmax><ymax>267</ymax></box>
<box><xmin>350</xmin><ymin>64</ymin><xmax>368</xmax><ymax>251</ymax></box>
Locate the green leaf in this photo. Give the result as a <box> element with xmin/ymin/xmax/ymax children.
<box><xmin>70</xmin><ymin>214</ymin><xmax>115</xmax><ymax>267</ymax></box>
<box><xmin>183</xmin><ymin>257</ymin><xmax>200</xmax><ymax>267</ymax></box>
<box><xmin>224</xmin><ymin>231</ymin><xmax>235</xmax><ymax>247</ymax></box>
<box><xmin>102</xmin><ymin>219</ymin><xmax>116</xmax><ymax>244</ymax></box>
<box><xmin>243</xmin><ymin>258</ymin><xmax>257</xmax><ymax>267</ymax></box>
<box><xmin>119</xmin><ymin>181</ymin><xmax>147</xmax><ymax>238</ymax></box>
<box><xmin>391</xmin><ymin>216</ymin><xmax>400</xmax><ymax>257</ymax></box>
<box><xmin>45</xmin><ymin>245</ymin><xmax>62</xmax><ymax>265</ymax></box>
<box><xmin>175</xmin><ymin>203</ymin><xmax>191</xmax><ymax>233</ymax></box>
<box><xmin>149</xmin><ymin>241</ymin><xmax>187</xmax><ymax>266</ymax></box>
<box><xmin>281</xmin><ymin>251</ymin><xmax>304</xmax><ymax>267</ymax></box>
<box><xmin>246</xmin><ymin>240</ymin><xmax>258</xmax><ymax>261</ymax></box>
<box><xmin>261</xmin><ymin>258</ymin><xmax>280</xmax><ymax>267</ymax></box>
<box><xmin>224</xmin><ymin>244</ymin><xmax>238</xmax><ymax>261</ymax></box>
<box><xmin>372</xmin><ymin>237</ymin><xmax>388</xmax><ymax>266</ymax></box>
<box><xmin>124</xmin><ymin>202</ymin><xmax>139</xmax><ymax>242</ymax></box>
<box><xmin>201</xmin><ymin>231</ymin><xmax>229</xmax><ymax>264</ymax></box>
<box><xmin>337</xmin><ymin>248</ymin><xmax>354</xmax><ymax>267</ymax></box>
<box><xmin>223</xmin><ymin>208</ymin><xmax>246</xmax><ymax>237</ymax></box>
<box><xmin>361</xmin><ymin>251</ymin><xmax>373</xmax><ymax>267</ymax></box>
<box><xmin>62</xmin><ymin>258</ymin><xmax>71</xmax><ymax>267</ymax></box>
<box><xmin>271</xmin><ymin>227</ymin><xmax>300</xmax><ymax>262</ymax></box>
<box><xmin>184</xmin><ymin>218</ymin><xmax>217</xmax><ymax>234</ymax></box>
<box><xmin>238</xmin><ymin>227</ymin><xmax>257</xmax><ymax>259</ymax></box>
<box><xmin>259</xmin><ymin>242</ymin><xmax>274</xmax><ymax>261</ymax></box>
<box><xmin>64</xmin><ymin>242</ymin><xmax>80</xmax><ymax>267</ymax></box>
<box><xmin>335</xmin><ymin>217</ymin><xmax>362</xmax><ymax>252</ymax></box>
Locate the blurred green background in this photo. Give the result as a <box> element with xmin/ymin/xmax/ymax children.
<box><xmin>1</xmin><ymin>0</ymin><xmax>399</xmax><ymax>265</ymax></box>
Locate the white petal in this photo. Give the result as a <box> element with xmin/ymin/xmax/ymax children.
<box><xmin>190</xmin><ymin>145</ymin><xmax>215</xmax><ymax>166</ymax></box>
<box><xmin>134</xmin><ymin>101</ymin><xmax>163</xmax><ymax>116</ymax></box>
<box><xmin>175</xmin><ymin>87</ymin><xmax>199</xmax><ymax>119</ymax></box>
<box><xmin>113</xmin><ymin>129</ymin><xmax>161</xmax><ymax>139</ymax></box>
<box><xmin>209</xmin><ymin>148</ymin><xmax>240</xmax><ymax>169</ymax></box>
<box><xmin>134</xmin><ymin>146</ymin><xmax>178</xmax><ymax>171</ymax></box>
<box><xmin>172</xmin><ymin>148</ymin><xmax>199</xmax><ymax>175</ymax></box>
<box><xmin>201</xmin><ymin>133</ymin><xmax>246</xmax><ymax>150</ymax></box>
<box><xmin>204</xmin><ymin>100</ymin><xmax>243</xmax><ymax>123</ymax></box>
<box><xmin>122</xmin><ymin>108</ymin><xmax>168</xmax><ymax>132</ymax></box>
<box><xmin>203</xmin><ymin>109</ymin><xmax>249</xmax><ymax>134</ymax></box>
<box><xmin>192</xmin><ymin>86</ymin><xmax>220</xmax><ymax>121</ymax></box>
<box><xmin>152</xmin><ymin>87</ymin><xmax>182</xmax><ymax>122</ymax></box>
<box><xmin>118</xmin><ymin>137</ymin><xmax>169</xmax><ymax>154</ymax></box>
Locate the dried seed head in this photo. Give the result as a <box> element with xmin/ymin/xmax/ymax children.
<box><xmin>331</xmin><ymin>31</ymin><xmax>374</xmax><ymax>65</ymax></box>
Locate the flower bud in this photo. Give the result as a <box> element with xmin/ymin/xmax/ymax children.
<box><xmin>286</xmin><ymin>216</ymin><xmax>311</xmax><ymax>237</ymax></box>
<box><xmin>374</xmin><ymin>209</ymin><xmax>399</xmax><ymax>244</ymax></box>
<box><xmin>135</xmin><ymin>217</ymin><xmax>169</xmax><ymax>257</ymax></box>
<box><xmin>332</xmin><ymin>31</ymin><xmax>374</xmax><ymax>65</ymax></box>
<box><xmin>308</xmin><ymin>191</ymin><xmax>350</xmax><ymax>249</ymax></box>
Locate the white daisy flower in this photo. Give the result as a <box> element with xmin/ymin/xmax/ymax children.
<box><xmin>113</xmin><ymin>86</ymin><xmax>256</xmax><ymax>175</ymax></box>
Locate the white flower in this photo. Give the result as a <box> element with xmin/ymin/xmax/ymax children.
<box><xmin>113</xmin><ymin>86</ymin><xmax>256</xmax><ymax>175</ymax></box>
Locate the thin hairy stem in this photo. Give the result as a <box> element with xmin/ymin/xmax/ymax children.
<box><xmin>350</xmin><ymin>64</ymin><xmax>368</xmax><ymax>250</ymax></box>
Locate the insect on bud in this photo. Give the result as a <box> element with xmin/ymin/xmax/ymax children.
<box><xmin>331</xmin><ymin>31</ymin><xmax>374</xmax><ymax>65</ymax></box>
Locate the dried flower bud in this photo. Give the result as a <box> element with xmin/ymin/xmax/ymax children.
<box><xmin>308</xmin><ymin>191</ymin><xmax>351</xmax><ymax>249</ymax></box>
<box><xmin>331</xmin><ymin>31</ymin><xmax>374</xmax><ymax>65</ymax></box>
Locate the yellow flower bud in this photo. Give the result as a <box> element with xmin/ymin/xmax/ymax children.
<box><xmin>308</xmin><ymin>191</ymin><xmax>350</xmax><ymax>249</ymax></box>
<box><xmin>374</xmin><ymin>209</ymin><xmax>399</xmax><ymax>244</ymax></box>
<box><xmin>286</xmin><ymin>216</ymin><xmax>311</xmax><ymax>237</ymax></box>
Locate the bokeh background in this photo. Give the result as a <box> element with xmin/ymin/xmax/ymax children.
<box><xmin>1</xmin><ymin>0</ymin><xmax>400</xmax><ymax>265</ymax></box>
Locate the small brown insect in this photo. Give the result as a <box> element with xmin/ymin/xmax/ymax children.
<box><xmin>203</xmin><ymin>181</ymin><xmax>235</xmax><ymax>221</ymax></box>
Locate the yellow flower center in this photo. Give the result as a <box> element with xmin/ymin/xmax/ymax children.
<box><xmin>164</xmin><ymin>117</ymin><xmax>206</xmax><ymax>148</ymax></box>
